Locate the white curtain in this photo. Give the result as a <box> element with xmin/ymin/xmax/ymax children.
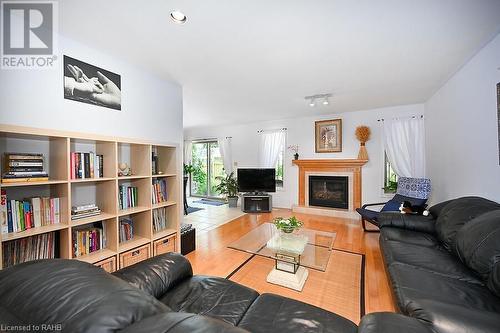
<box><xmin>183</xmin><ymin>140</ymin><xmax>192</xmax><ymax>165</ymax></box>
<box><xmin>218</xmin><ymin>137</ymin><xmax>233</xmax><ymax>175</ymax></box>
<box><xmin>383</xmin><ymin>117</ymin><xmax>426</xmax><ymax>178</ymax></box>
<box><xmin>259</xmin><ymin>131</ymin><xmax>286</xmax><ymax>168</ymax></box>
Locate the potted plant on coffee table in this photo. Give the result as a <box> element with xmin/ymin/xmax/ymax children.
<box><xmin>273</xmin><ymin>216</ymin><xmax>303</xmax><ymax>233</ymax></box>
<box><xmin>215</xmin><ymin>172</ymin><xmax>239</xmax><ymax>208</ymax></box>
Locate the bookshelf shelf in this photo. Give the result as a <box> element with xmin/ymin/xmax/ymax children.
<box><xmin>2</xmin><ymin>223</ymin><xmax>68</xmax><ymax>242</ymax></box>
<box><xmin>152</xmin><ymin>201</ymin><xmax>176</xmax><ymax>209</ymax></box>
<box><xmin>0</xmin><ymin>180</ymin><xmax>67</xmax><ymax>187</ymax></box>
<box><xmin>70</xmin><ymin>177</ymin><xmax>115</xmax><ymax>183</ymax></box>
<box><xmin>117</xmin><ymin>206</ymin><xmax>150</xmax><ymax>217</ymax></box>
<box><xmin>71</xmin><ymin>212</ymin><xmax>116</xmax><ymax>227</ymax></box>
<box><xmin>0</xmin><ymin>124</ymin><xmax>180</xmax><ymax>270</ymax></box>
<box><xmin>75</xmin><ymin>248</ymin><xmax>117</xmax><ymax>264</ymax></box>
<box><xmin>152</xmin><ymin>173</ymin><xmax>176</xmax><ymax>178</ymax></box>
<box><xmin>153</xmin><ymin>228</ymin><xmax>177</xmax><ymax>241</ymax></box>
<box><xmin>118</xmin><ymin>236</ymin><xmax>150</xmax><ymax>253</ymax></box>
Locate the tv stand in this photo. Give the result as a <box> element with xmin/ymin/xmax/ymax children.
<box><xmin>242</xmin><ymin>193</ymin><xmax>272</xmax><ymax>213</ymax></box>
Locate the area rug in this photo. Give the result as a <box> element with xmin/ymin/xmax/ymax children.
<box><xmin>226</xmin><ymin>249</ymin><xmax>364</xmax><ymax>324</ymax></box>
<box><xmin>186</xmin><ymin>206</ymin><xmax>204</xmax><ymax>214</ymax></box>
<box><xmin>193</xmin><ymin>199</ymin><xmax>226</xmax><ymax>206</ymax></box>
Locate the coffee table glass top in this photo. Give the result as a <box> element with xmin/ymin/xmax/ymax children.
<box><xmin>228</xmin><ymin>223</ymin><xmax>336</xmax><ymax>272</ymax></box>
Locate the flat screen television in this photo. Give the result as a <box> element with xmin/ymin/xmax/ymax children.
<box><xmin>237</xmin><ymin>168</ymin><xmax>276</xmax><ymax>193</ymax></box>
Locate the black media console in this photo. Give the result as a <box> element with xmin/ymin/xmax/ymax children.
<box><xmin>241</xmin><ymin>193</ymin><xmax>272</xmax><ymax>213</ymax></box>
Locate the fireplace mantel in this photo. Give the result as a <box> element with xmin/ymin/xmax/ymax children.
<box><xmin>292</xmin><ymin>159</ymin><xmax>368</xmax><ymax>218</ymax></box>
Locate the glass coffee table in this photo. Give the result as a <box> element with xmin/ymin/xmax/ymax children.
<box><xmin>228</xmin><ymin>223</ymin><xmax>336</xmax><ymax>291</ymax></box>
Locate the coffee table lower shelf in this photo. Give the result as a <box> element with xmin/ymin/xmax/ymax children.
<box><xmin>266</xmin><ymin>266</ymin><xmax>309</xmax><ymax>291</ymax></box>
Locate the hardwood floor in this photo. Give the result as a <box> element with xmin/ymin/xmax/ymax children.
<box><xmin>185</xmin><ymin>208</ymin><xmax>396</xmax><ymax>323</ymax></box>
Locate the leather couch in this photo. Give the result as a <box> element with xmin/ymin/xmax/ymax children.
<box><xmin>360</xmin><ymin>196</ymin><xmax>500</xmax><ymax>333</ymax></box>
<box><xmin>0</xmin><ymin>253</ymin><xmax>357</xmax><ymax>333</ymax></box>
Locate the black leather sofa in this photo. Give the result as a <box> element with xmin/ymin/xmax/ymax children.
<box><xmin>0</xmin><ymin>253</ymin><xmax>357</xmax><ymax>333</ymax></box>
<box><xmin>364</xmin><ymin>196</ymin><xmax>500</xmax><ymax>333</ymax></box>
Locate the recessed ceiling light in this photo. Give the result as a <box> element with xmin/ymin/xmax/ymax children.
<box><xmin>170</xmin><ymin>10</ymin><xmax>187</xmax><ymax>24</ymax></box>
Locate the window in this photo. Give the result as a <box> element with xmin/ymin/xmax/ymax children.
<box><xmin>383</xmin><ymin>152</ymin><xmax>398</xmax><ymax>193</ymax></box>
<box><xmin>275</xmin><ymin>147</ymin><xmax>284</xmax><ymax>188</ymax></box>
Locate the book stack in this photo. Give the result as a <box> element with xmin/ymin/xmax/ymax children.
<box><xmin>152</xmin><ymin>179</ymin><xmax>167</xmax><ymax>204</ymax></box>
<box><xmin>72</xmin><ymin>222</ymin><xmax>105</xmax><ymax>257</ymax></box>
<box><xmin>71</xmin><ymin>204</ymin><xmax>101</xmax><ymax>221</ymax></box>
<box><xmin>70</xmin><ymin>152</ymin><xmax>103</xmax><ymax>179</ymax></box>
<box><xmin>2</xmin><ymin>232</ymin><xmax>56</xmax><ymax>268</ymax></box>
<box><xmin>119</xmin><ymin>218</ymin><xmax>134</xmax><ymax>242</ymax></box>
<box><xmin>2</xmin><ymin>153</ymin><xmax>48</xmax><ymax>183</ymax></box>
<box><xmin>0</xmin><ymin>193</ymin><xmax>60</xmax><ymax>234</ymax></box>
<box><xmin>119</xmin><ymin>185</ymin><xmax>138</xmax><ymax>210</ymax></box>
<box><xmin>152</xmin><ymin>207</ymin><xmax>167</xmax><ymax>232</ymax></box>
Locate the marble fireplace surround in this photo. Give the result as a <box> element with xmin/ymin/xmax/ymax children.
<box><xmin>292</xmin><ymin>159</ymin><xmax>368</xmax><ymax>219</ymax></box>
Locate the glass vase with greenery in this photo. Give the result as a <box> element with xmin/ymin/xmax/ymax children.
<box><xmin>273</xmin><ymin>216</ymin><xmax>303</xmax><ymax>233</ymax></box>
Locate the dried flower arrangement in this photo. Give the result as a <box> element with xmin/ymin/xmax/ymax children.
<box><xmin>355</xmin><ymin>126</ymin><xmax>371</xmax><ymax>160</ymax></box>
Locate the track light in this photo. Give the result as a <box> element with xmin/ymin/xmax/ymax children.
<box><xmin>305</xmin><ymin>93</ymin><xmax>332</xmax><ymax>107</ymax></box>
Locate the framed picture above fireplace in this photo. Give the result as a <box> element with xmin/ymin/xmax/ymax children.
<box><xmin>315</xmin><ymin>119</ymin><xmax>342</xmax><ymax>153</ymax></box>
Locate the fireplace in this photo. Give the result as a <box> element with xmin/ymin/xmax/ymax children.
<box><xmin>308</xmin><ymin>175</ymin><xmax>349</xmax><ymax>209</ymax></box>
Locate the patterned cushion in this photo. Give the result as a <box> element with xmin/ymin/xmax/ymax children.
<box><xmin>396</xmin><ymin>177</ymin><xmax>431</xmax><ymax>199</ymax></box>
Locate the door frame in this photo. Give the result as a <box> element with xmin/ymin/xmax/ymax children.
<box><xmin>189</xmin><ymin>140</ymin><xmax>223</xmax><ymax>199</ymax></box>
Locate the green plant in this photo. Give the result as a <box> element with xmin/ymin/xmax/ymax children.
<box><xmin>273</xmin><ymin>216</ymin><xmax>303</xmax><ymax>233</ymax></box>
<box><xmin>214</xmin><ymin>172</ymin><xmax>238</xmax><ymax>198</ymax></box>
<box><xmin>384</xmin><ymin>180</ymin><xmax>398</xmax><ymax>193</ymax></box>
<box><xmin>183</xmin><ymin>164</ymin><xmax>195</xmax><ymax>175</ymax></box>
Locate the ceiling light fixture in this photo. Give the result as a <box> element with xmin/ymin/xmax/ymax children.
<box><xmin>305</xmin><ymin>93</ymin><xmax>332</xmax><ymax>107</ymax></box>
<box><xmin>170</xmin><ymin>10</ymin><xmax>187</xmax><ymax>24</ymax></box>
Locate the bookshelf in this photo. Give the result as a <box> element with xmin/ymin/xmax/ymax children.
<box><xmin>0</xmin><ymin>124</ymin><xmax>181</xmax><ymax>271</ymax></box>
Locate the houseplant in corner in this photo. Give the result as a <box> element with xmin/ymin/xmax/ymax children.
<box><xmin>215</xmin><ymin>172</ymin><xmax>239</xmax><ymax>208</ymax></box>
<box><xmin>273</xmin><ymin>216</ymin><xmax>303</xmax><ymax>233</ymax></box>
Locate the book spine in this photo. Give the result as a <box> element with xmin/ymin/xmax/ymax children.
<box><xmin>99</xmin><ymin>155</ymin><xmax>104</xmax><ymax>178</ymax></box>
<box><xmin>7</xmin><ymin>200</ymin><xmax>13</xmax><ymax>233</ymax></box>
<box><xmin>90</xmin><ymin>153</ymin><xmax>94</xmax><ymax>178</ymax></box>
<box><xmin>0</xmin><ymin>189</ymin><xmax>7</xmax><ymax>234</ymax></box>
<box><xmin>84</xmin><ymin>153</ymin><xmax>90</xmax><ymax>178</ymax></box>
<box><xmin>70</xmin><ymin>153</ymin><xmax>75</xmax><ymax>179</ymax></box>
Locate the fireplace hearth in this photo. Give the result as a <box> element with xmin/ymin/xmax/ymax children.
<box><xmin>308</xmin><ymin>175</ymin><xmax>348</xmax><ymax>209</ymax></box>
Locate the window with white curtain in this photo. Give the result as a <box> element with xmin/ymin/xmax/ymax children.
<box><xmin>259</xmin><ymin>130</ymin><xmax>286</xmax><ymax>189</ymax></box>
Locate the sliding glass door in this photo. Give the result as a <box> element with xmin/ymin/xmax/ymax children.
<box><xmin>190</xmin><ymin>141</ymin><xmax>225</xmax><ymax>198</ymax></box>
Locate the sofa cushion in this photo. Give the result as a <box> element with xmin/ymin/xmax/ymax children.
<box><xmin>238</xmin><ymin>293</ymin><xmax>357</xmax><ymax>333</ymax></box>
<box><xmin>0</xmin><ymin>259</ymin><xmax>169</xmax><ymax>332</ymax></box>
<box><xmin>359</xmin><ymin>312</ymin><xmax>433</xmax><ymax>333</ymax></box>
<box><xmin>455</xmin><ymin>210</ymin><xmax>500</xmax><ymax>280</ymax></box>
<box><xmin>380</xmin><ymin>228</ymin><xmax>439</xmax><ymax>248</ymax></box>
<box><xmin>487</xmin><ymin>261</ymin><xmax>500</xmax><ymax>297</ymax></box>
<box><xmin>387</xmin><ymin>262</ymin><xmax>500</xmax><ymax>313</ymax></box>
<box><xmin>428</xmin><ymin>199</ymin><xmax>454</xmax><ymax>218</ymax></box>
<box><xmin>381</xmin><ymin>239</ymin><xmax>481</xmax><ymax>284</ymax></box>
<box><xmin>434</xmin><ymin>196</ymin><xmax>500</xmax><ymax>252</ymax></box>
<box><xmin>160</xmin><ymin>275</ymin><xmax>259</xmax><ymax>326</ymax></box>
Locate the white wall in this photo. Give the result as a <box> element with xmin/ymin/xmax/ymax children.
<box><xmin>0</xmin><ymin>35</ymin><xmax>183</xmax><ymax>145</ymax></box>
<box><xmin>425</xmin><ymin>33</ymin><xmax>500</xmax><ymax>203</ymax></box>
<box><xmin>185</xmin><ymin>104</ymin><xmax>424</xmax><ymax>208</ymax></box>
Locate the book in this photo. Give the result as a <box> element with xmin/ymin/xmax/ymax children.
<box><xmin>70</xmin><ymin>152</ymin><xmax>104</xmax><ymax>179</ymax></box>
<box><xmin>72</xmin><ymin>222</ymin><xmax>104</xmax><ymax>257</ymax></box>
<box><xmin>119</xmin><ymin>218</ymin><xmax>134</xmax><ymax>242</ymax></box>
<box><xmin>2</xmin><ymin>177</ymin><xmax>49</xmax><ymax>183</ymax></box>
<box><xmin>119</xmin><ymin>185</ymin><xmax>138</xmax><ymax>210</ymax></box>
<box><xmin>3</xmin><ymin>196</ymin><xmax>60</xmax><ymax>233</ymax></box>
<box><xmin>152</xmin><ymin>207</ymin><xmax>168</xmax><ymax>232</ymax></box>
<box><xmin>1</xmin><ymin>190</ymin><xmax>7</xmax><ymax>234</ymax></box>
<box><xmin>2</xmin><ymin>232</ymin><xmax>56</xmax><ymax>268</ymax></box>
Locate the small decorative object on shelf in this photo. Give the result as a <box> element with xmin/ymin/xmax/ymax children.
<box><xmin>273</xmin><ymin>216</ymin><xmax>303</xmax><ymax>234</ymax></box>
<box><xmin>355</xmin><ymin>125</ymin><xmax>371</xmax><ymax>160</ymax></box>
<box><xmin>118</xmin><ymin>162</ymin><xmax>132</xmax><ymax>177</ymax></box>
<box><xmin>214</xmin><ymin>172</ymin><xmax>239</xmax><ymax>208</ymax></box>
<box><xmin>288</xmin><ymin>145</ymin><xmax>299</xmax><ymax>160</ymax></box>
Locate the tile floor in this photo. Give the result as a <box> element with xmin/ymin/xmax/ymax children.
<box><xmin>183</xmin><ymin>197</ymin><xmax>247</xmax><ymax>234</ymax></box>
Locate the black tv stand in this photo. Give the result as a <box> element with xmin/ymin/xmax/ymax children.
<box><xmin>241</xmin><ymin>193</ymin><xmax>272</xmax><ymax>213</ymax></box>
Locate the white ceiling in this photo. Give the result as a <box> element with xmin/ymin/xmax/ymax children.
<box><xmin>61</xmin><ymin>0</ymin><xmax>500</xmax><ymax>129</ymax></box>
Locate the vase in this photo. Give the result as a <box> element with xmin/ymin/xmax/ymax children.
<box><xmin>358</xmin><ymin>142</ymin><xmax>368</xmax><ymax>160</ymax></box>
<box><xmin>280</xmin><ymin>226</ymin><xmax>295</xmax><ymax>234</ymax></box>
<box><xmin>294</xmin><ymin>153</ymin><xmax>299</xmax><ymax>160</ymax></box>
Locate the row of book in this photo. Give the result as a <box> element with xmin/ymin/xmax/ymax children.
<box><xmin>119</xmin><ymin>185</ymin><xmax>138</xmax><ymax>210</ymax></box>
<box><xmin>2</xmin><ymin>232</ymin><xmax>56</xmax><ymax>268</ymax></box>
<box><xmin>119</xmin><ymin>218</ymin><xmax>133</xmax><ymax>242</ymax></box>
<box><xmin>70</xmin><ymin>152</ymin><xmax>104</xmax><ymax>179</ymax></box>
<box><xmin>72</xmin><ymin>222</ymin><xmax>106</xmax><ymax>257</ymax></box>
<box><xmin>152</xmin><ymin>179</ymin><xmax>167</xmax><ymax>204</ymax></box>
<box><xmin>2</xmin><ymin>152</ymin><xmax>48</xmax><ymax>183</ymax></box>
<box><xmin>71</xmin><ymin>204</ymin><xmax>101</xmax><ymax>221</ymax></box>
<box><xmin>153</xmin><ymin>207</ymin><xmax>168</xmax><ymax>233</ymax></box>
<box><xmin>0</xmin><ymin>190</ymin><xmax>60</xmax><ymax>234</ymax></box>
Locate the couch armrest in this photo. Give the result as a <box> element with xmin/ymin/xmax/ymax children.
<box><xmin>113</xmin><ymin>252</ymin><xmax>193</xmax><ymax>299</ymax></box>
<box><xmin>358</xmin><ymin>313</ymin><xmax>433</xmax><ymax>333</ymax></box>
<box><xmin>378</xmin><ymin>212</ymin><xmax>436</xmax><ymax>233</ymax></box>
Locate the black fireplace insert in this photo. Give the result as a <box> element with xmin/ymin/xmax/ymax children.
<box><xmin>308</xmin><ymin>175</ymin><xmax>348</xmax><ymax>209</ymax></box>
